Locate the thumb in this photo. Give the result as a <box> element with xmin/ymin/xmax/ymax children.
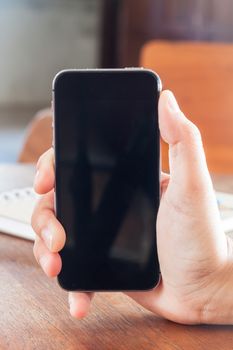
<box><xmin>158</xmin><ymin>91</ymin><xmax>228</xmax><ymax>258</ymax></box>
<box><xmin>159</xmin><ymin>90</ymin><xmax>212</xmax><ymax>191</ymax></box>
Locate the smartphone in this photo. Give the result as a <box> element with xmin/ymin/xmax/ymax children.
<box><xmin>53</xmin><ymin>68</ymin><xmax>161</xmax><ymax>291</ymax></box>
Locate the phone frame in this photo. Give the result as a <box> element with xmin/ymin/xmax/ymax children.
<box><xmin>52</xmin><ymin>68</ymin><xmax>162</xmax><ymax>292</ymax></box>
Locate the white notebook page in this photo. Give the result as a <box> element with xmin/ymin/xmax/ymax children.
<box><xmin>0</xmin><ymin>187</ymin><xmax>39</xmax><ymax>240</ymax></box>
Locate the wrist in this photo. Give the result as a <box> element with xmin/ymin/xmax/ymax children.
<box><xmin>201</xmin><ymin>237</ymin><xmax>233</xmax><ymax>325</ymax></box>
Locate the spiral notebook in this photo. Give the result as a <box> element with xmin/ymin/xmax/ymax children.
<box><xmin>0</xmin><ymin>184</ymin><xmax>233</xmax><ymax>241</ymax></box>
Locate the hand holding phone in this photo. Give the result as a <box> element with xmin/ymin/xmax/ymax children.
<box><xmin>33</xmin><ymin>91</ymin><xmax>233</xmax><ymax>324</ymax></box>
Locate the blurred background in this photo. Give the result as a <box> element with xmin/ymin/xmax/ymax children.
<box><xmin>1</xmin><ymin>0</ymin><xmax>233</xmax><ymax>173</ymax></box>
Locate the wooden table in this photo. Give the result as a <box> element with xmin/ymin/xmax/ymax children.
<box><xmin>0</xmin><ymin>165</ymin><xmax>233</xmax><ymax>350</ymax></box>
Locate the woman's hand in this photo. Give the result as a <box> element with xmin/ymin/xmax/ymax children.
<box><xmin>32</xmin><ymin>90</ymin><xmax>233</xmax><ymax>324</ymax></box>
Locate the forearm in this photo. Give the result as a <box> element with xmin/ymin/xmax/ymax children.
<box><xmin>203</xmin><ymin>237</ymin><xmax>233</xmax><ymax>325</ymax></box>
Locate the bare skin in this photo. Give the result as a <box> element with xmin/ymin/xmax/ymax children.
<box><xmin>32</xmin><ymin>90</ymin><xmax>233</xmax><ymax>324</ymax></box>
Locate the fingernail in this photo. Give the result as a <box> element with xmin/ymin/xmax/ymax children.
<box><xmin>34</xmin><ymin>170</ymin><xmax>40</xmax><ymax>186</ymax></box>
<box><xmin>167</xmin><ymin>92</ymin><xmax>180</xmax><ymax>113</ymax></box>
<box><xmin>39</xmin><ymin>255</ymin><xmax>49</xmax><ymax>271</ymax></box>
<box><xmin>41</xmin><ymin>227</ymin><xmax>53</xmax><ymax>251</ymax></box>
<box><xmin>68</xmin><ymin>294</ymin><xmax>75</xmax><ymax>309</ymax></box>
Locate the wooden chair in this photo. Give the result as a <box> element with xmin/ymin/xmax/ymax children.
<box><xmin>18</xmin><ymin>108</ymin><xmax>52</xmax><ymax>163</ymax></box>
<box><xmin>140</xmin><ymin>41</ymin><xmax>233</xmax><ymax>174</ymax></box>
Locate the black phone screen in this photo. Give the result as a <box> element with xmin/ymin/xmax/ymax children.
<box><xmin>54</xmin><ymin>69</ymin><xmax>160</xmax><ymax>291</ymax></box>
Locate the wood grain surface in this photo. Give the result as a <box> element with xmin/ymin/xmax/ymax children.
<box><xmin>0</xmin><ymin>167</ymin><xmax>233</xmax><ymax>350</ymax></box>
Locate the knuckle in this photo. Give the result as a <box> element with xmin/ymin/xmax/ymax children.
<box><xmin>187</xmin><ymin>121</ymin><xmax>202</xmax><ymax>142</ymax></box>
